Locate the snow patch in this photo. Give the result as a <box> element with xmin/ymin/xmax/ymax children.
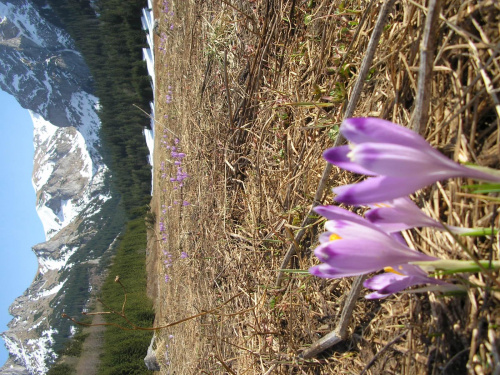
<box><xmin>3</xmin><ymin>328</ymin><xmax>58</xmax><ymax>375</ymax></box>
<box><xmin>11</xmin><ymin>74</ymin><xmax>20</xmax><ymax>91</ymax></box>
<box><xmin>0</xmin><ymin>1</ymin><xmax>73</xmax><ymax>49</ymax></box>
<box><xmin>38</xmin><ymin>246</ymin><xmax>77</xmax><ymax>274</ymax></box>
<box><xmin>28</xmin><ymin>317</ymin><xmax>46</xmax><ymax>332</ymax></box>
<box><xmin>141</xmin><ymin>6</ymin><xmax>155</xmax><ymax>194</ymax></box>
<box><xmin>36</xmin><ymin>281</ymin><xmax>65</xmax><ymax>298</ymax></box>
<box><xmin>29</xmin><ymin>109</ymin><xmax>109</xmax><ymax>240</ymax></box>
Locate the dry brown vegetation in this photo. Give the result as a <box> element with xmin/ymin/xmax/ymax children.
<box><xmin>147</xmin><ymin>0</ymin><xmax>500</xmax><ymax>373</ymax></box>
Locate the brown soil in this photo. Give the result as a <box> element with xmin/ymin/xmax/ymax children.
<box><xmin>147</xmin><ymin>0</ymin><xmax>500</xmax><ymax>374</ymax></box>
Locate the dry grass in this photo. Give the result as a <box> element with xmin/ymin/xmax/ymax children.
<box><xmin>147</xmin><ymin>0</ymin><xmax>500</xmax><ymax>373</ymax></box>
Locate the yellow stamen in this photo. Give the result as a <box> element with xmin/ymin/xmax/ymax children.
<box><xmin>329</xmin><ymin>233</ymin><xmax>342</xmax><ymax>241</ymax></box>
<box><xmin>347</xmin><ymin>144</ymin><xmax>356</xmax><ymax>160</ymax></box>
<box><xmin>384</xmin><ymin>266</ymin><xmax>404</xmax><ymax>276</ymax></box>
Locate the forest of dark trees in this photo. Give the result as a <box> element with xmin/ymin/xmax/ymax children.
<box><xmin>36</xmin><ymin>0</ymin><xmax>154</xmax><ymax>217</ymax></box>
<box><xmin>30</xmin><ymin>0</ymin><xmax>157</xmax><ymax>372</ymax></box>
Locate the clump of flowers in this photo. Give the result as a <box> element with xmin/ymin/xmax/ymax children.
<box><xmin>166</xmin><ymin>86</ymin><xmax>173</xmax><ymax>104</ymax></box>
<box><xmin>158</xmin><ymin>0</ymin><xmax>175</xmax><ymax>57</ymax></box>
<box><xmin>310</xmin><ymin>118</ymin><xmax>500</xmax><ymax>299</ymax></box>
<box><xmin>158</xmin><ymin>131</ymin><xmax>191</xmax><ymax>284</ymax></box>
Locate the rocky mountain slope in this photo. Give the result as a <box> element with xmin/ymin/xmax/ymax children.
<box><xmin>0</xmin><ymin>0</ymin><xmax>120</xmax><ymax>373</ymax></box>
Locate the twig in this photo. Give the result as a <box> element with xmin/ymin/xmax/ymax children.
<box><xmin>133</xmin><ymin>103</ymin><xmax>178</xmax><ymax>137</ymax></box>
<box><xmin>411</xmin><ymin>0</ymin><xmax>442</xmax><ymax>135</ymax></box>
<box><xmin>63</xmin><ymin>287</ymin><xmax>245</xmax><ymax>331</ymax></box>
<box><xmin>214</xmin><ymin>353</ymin><xmax>237</xmax><ymax>375</ymax></box>
<box><xmin>300</xmin><ymin>276</ymin><xmax>365</xmax><ymax>359</ymax></box>
<box><xmin>224</xmin><ymin>49</ymin><xmax>234</xmax><ymax>128</ymax></box>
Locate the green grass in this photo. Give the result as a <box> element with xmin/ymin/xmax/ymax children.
<box><xmin>97</xmin><ymin>216</ymin><xmax>155</xmax><ymax>375</ymax></box>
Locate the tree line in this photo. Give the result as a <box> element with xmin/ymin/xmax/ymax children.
<box><xmin>34</xmin><ymin>0</ymin><xmax>156</xmax><ymax>372</ymax></box>
<box><xmin>37</xmin><ymin>0</ymin><xmax>154</xmax><ymax>217</ymax></box>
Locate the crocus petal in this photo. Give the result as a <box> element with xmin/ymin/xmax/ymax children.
<box><xmin>318</xmin><ymin>207</ymin><xmax>411</xmax><ymax>243</ymax></box>
<box><xmin>363</xmin><ymin>263</ymin><xmax>449</xmax><ymax>299</ymax></box>
<box><xmin>313</xmin><ymin>238</ymin><xmax>434</xmax><ymax>278</ymax></box>
<box><xmin>340</xmin><ymin>118</ymin><xmax>431</xmax><ymax>149</ymax></box>
<box><xmin>366</xmin><ymin>197</ymin><xmax>442</xmax><ymax>232</ymax></box>
<box><xmin>364</xmin><ymin>273</ymin><xmax>449</xmax><ymax>299</ymax></box>
<box><xmin>323</xmin><ymin>145</ymin><xmax>376</xmax><ymax>175</ymax></box>
<box><xmin>332</xmin><ymin>118</ymin><xmax>500</xmax><ymax>204</ymax></box>
<box><xmin>314</xmin><ymin>205</ymin><xmax>367</xmax><ymax>225</ymax></box>
<box><xmin>318</xmin><ymin>231</ymin><xmax>334</xmax><ymax>244</ymax></box>
<box><xmin>351</xmin><ymin>142</ymin><xmax>467</xmax><ymax>178</ymax></box>
<box><xmin>366</xmin><ymin>198</ymin><xmax>482</xmax><ymax>234</ymax></box>
<box><xmin>349</xmin><ymin>143</ymin><xmax>463</xmax><ymax>179</ymax></box>
<box><xmin>333</xmin><ymin>176</ymin><xmax>434</xmax><ymax>205</ymax></box>
<box><xmin>363</xmin><ymin>272</ymin><xmax>407</xmax><ymax>291</ymax></box>
<box><xmin>309</xmin><ymin>263</ymin><xmax>370</xmax><ymax>279</ymax></box>
<box><xmin>324</xmin><ymin>219</ymin><xmax>393</xmax><ymax>244</ymax></box>
<box><xmin>390</xmin><ymin>232</ymin><xmax>408</xmax><ymax>245</ymax></box>
<box><xmin>351</xmin><ymin>141</ymin><xmax>500</xmax><ymax>183</ymax></box>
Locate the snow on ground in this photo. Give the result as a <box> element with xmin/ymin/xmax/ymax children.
<box><xmin>37</xmin><ymin>245</ymin><xmax>77</xmax><ymax>275</ymax></box>
<box><xmin>3</xmin><ymin>328</ymin><xmax>57</xmax><ymax>375</ymax></box>
<box><xmin>35</xmin><ymin>281</ymin><xmax>65</xmax><ymax>299</ymax></box>
<box><xmin>69</xmin><ymin>91</ymin><xmax>101</xmax><ymax>149</ymax></box>
<box><xmin>142</xmin><ymin>6</ymin><xmax>155</xmax><ymax>193</ymax></box>
<box><xmin>30</xmin><ymin>109</ymin><xmax>108</xmax><ymax>240</ymax></box>
<box><xmin>31</xmin><ymin>111</ymin><xmax>58</xmax><ymax>190</ymax></box>
<box><xmin>0</xmin><ymin>1</ymin><xmax>73</xmax><ymax>49</ymax></box>
<box><xmin>143</xmin><ymin>127</ymin><xmax>154</xmax><ymax>167</ymax></box>
<box><xmin>31</xmin><ymin>113</ymin><xmax>79</xmax><ymax>239</ymax></box>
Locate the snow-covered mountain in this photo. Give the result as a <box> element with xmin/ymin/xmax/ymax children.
<box><xmin>0</xmin><ymin>0</ymin><xmax>119</xmax><ymax>373</ymax></box>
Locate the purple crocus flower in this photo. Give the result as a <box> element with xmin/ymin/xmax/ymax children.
<box><xmin>366</xmin><ymin>197</ymin><xmax>478</xmax><ymax>234</ymax></box>
<box><xmin>363</xmin><ymin>264</ymin><xmax>449</xmax><ymax>299</ymax></box>
<box><xmin>324</xmin><ymin>118</ymin><xmax>500</xmax><ymax>205</ymax></box>
<box><xmin>309</xmin><ymin>206</ymin><xmax>436</xmax><ymax>279</ymax></box>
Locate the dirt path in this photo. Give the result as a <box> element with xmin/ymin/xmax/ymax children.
<box><xmin>74</xmin><ymin>305</ymin><xmax>106</xmax><ymax>375</ymax></box>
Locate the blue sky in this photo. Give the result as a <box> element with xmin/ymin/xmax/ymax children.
<box><xmin>0</xmin><ymin>90</ymin><xmax>44</xmax><ymax>365</ymax></box>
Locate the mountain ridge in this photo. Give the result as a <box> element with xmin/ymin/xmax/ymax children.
<box><xmin>0</xmin><ymin>0</ymin><xmax>120</xmax><ymax>373</ymax></box>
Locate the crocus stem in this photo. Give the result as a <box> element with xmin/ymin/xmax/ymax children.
<box><xmin>440</xmin><ymin>224</ymin><xmax>500</xmax><ymax>289</ymax></box>
<box><xmin>411</xmin><ymin>260</ymin><xmax>500</xmax><ymax>274</ymax></box>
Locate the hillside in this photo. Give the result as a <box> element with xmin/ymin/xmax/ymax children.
<box><xmin>149</xmin><ymin>0</ymin><xmax>500</xmax><ymax>374</ymax></box>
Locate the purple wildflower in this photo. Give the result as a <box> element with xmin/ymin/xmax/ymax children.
<box><xmin>309</xmin><ymin>206</ymin><xmax>436</xmax><ymax>279</ymax></box>
<box><xmin>180</xmin><ymin>252</ymin><xmax>188</xmax><ymax>259</ymax></box>
<box><xmin>365</xmin><ymin>197</ymin><xmax>475</xmax><ymax>234</ymax></box>
<box><xmin>324</xmin><ymin>118</ymin><xmax>500</xmax><ymax>205</ymax></box>
<box><xmin>363</xmin><ymin>264</ymin><xmax>450</xmax><ymax>299</ymax></box>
